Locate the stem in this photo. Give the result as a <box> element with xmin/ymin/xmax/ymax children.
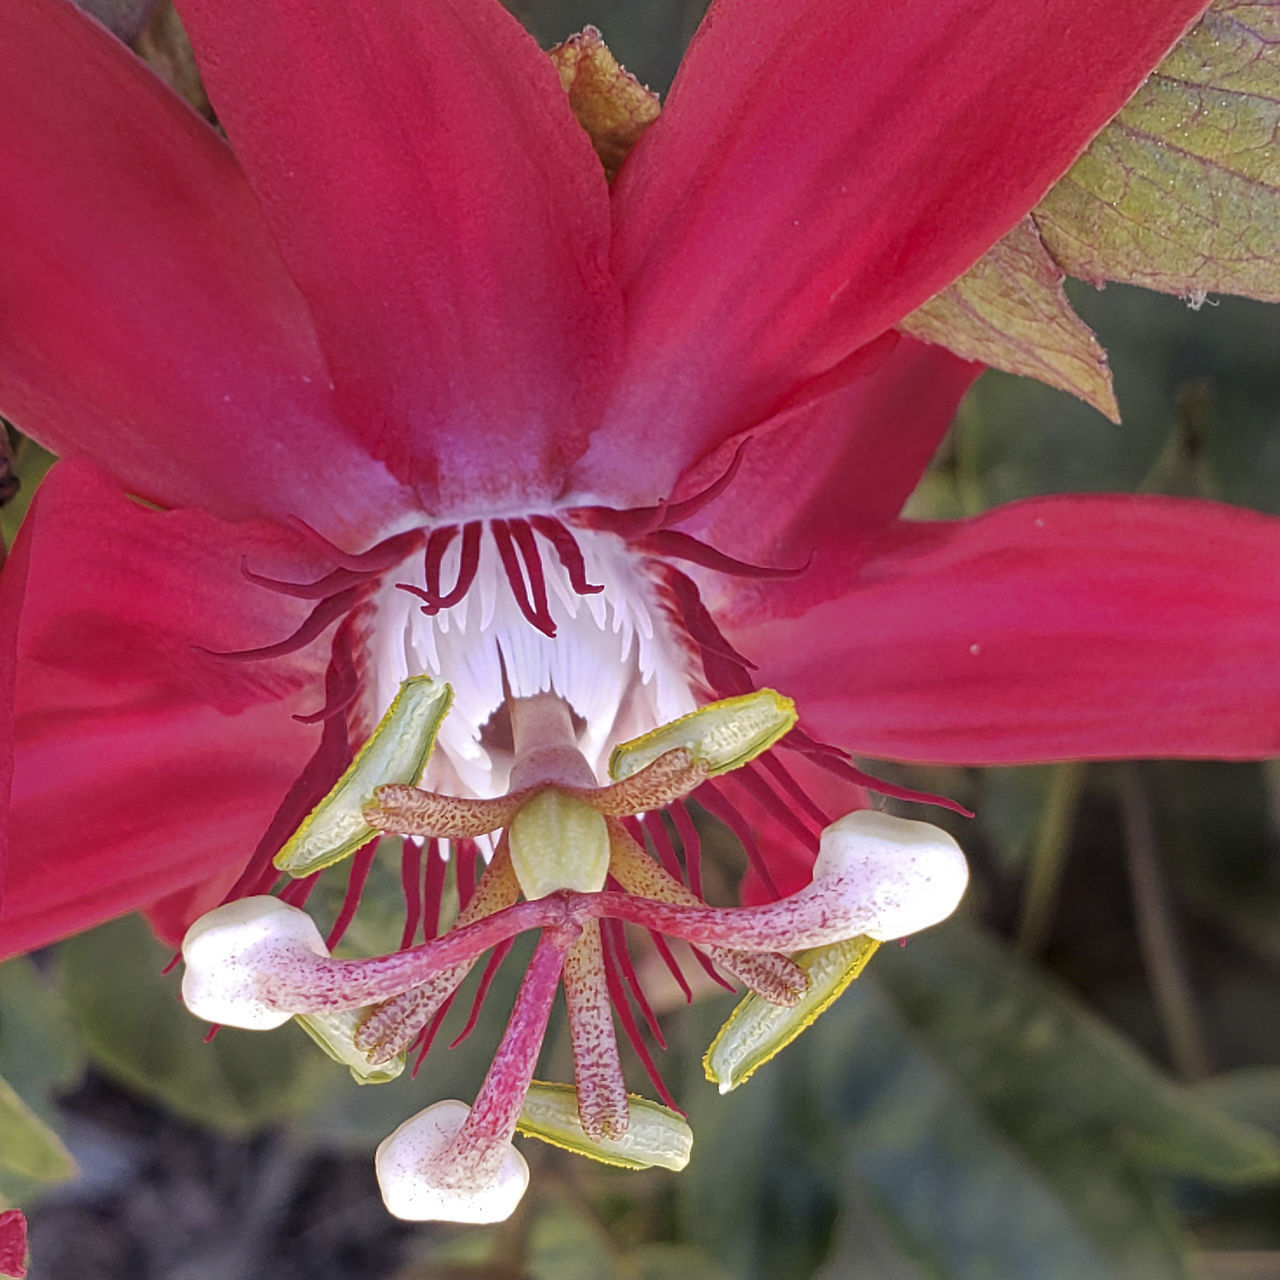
<box><xmin>509</xmin><ymin>693</ymin><xmax>595</xmax><ymax>790</ymax></box>
<box><xmin>266</xmin><ymin>897</ymin><xmax>561</xmax><ymax>1011</ymax></box>
<box><xmin>607</xmin><ymin>820</ymin><xmax>805</xmax><ymax>1003</ymax></box>
<box><xmin>584</xmin><ymin>884</ymin><xmax>861</xmax><ymax>951</ymax></box>
<box><xmin>439</xmin><ymin>926</ymin><xmax>577</xmax><ymax>1184</ymax></box>
<box><xmin>355</xmin><ymin>840</ymin><xmax>523</xmax><ymax>1057</ymax></box>
<box><xmin>1115</xmin><ymin>764</ymin><xmax>1211</xmax><ymax>1081</ymax></box>
<box><xmin>1016</xmin><ymin>763</ymin><xmax>1086</xmax><ymax>957</ymax></box>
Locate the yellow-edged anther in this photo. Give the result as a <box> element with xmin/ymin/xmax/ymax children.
<box><xmin>508</xmin><ymin>789</ymin><xmax>610</xmax><ymax>899</ymax></box>
<box><xmin>516</xmin><ymin>1081</ymin><xmax>692</xmax><ymax>1171</ymax></box>
<box><xmin>608</xmin><ymin>689</ymin><xmax>797</xmax><ymax>782</ymax></box>
<box><xmin>295</xmin><ymin>1010</ymin><xmax>406</xmax><ymax>1085</ymax></box>
<box><xmin>703</xmin><ymin>936</ymin><xmax>880</xmax><ymax>1093</ymax></box>
<box><xmin>276</xmin><ymin>676</ymin><xmax>453</xmax><ymax>876</ymax></box>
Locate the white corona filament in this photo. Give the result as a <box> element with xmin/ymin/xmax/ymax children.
<box><xmin>368</xmin><ymin>527</ymin><xmax>697</xmax><ymax>799</ymax></box>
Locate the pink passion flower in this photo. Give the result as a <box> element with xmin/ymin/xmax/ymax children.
<box><xmin>3</xmin><ymin>0</ymin><xmax>1280</xmax><ymax>1220</ymax></box>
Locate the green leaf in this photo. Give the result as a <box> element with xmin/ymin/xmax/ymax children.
<box><xmin>1035</xmin><ymin>2</ymin><xmax>1280</xmax><ymax>304</ymax></box>
<box><xmin>0</xmin><ymin>957</ymin><xmax>85</xmax><ymax>1118</ymax></box>
<box><xmin>812</xmin><ymin>982</ymin><xmax>1188</xmax><ymax>1280</ymax></box>
<box><xmin>900</xmin><ymin>217</ymin><xmax>1119</xmax><ymax>420</ymax></box>
<box><xmin>57</xmin><ymin>915</ymin><xmax>333</xmax><ymax>1134</ymax></box>
<box><xmin>0</xmin><ymin>956</ymin><xmax>86</xmax><ymax>1202</ymax></box>
<box><xmin>875</xmin><ymin>924</ymin><xmax>1280</xmax><ymax>1186</ymax></box>
<box><xmin>419</xmin><ymin>1194</ymin><xmax>725</xmax><ymax>1280</ymax></box>
<box><xmin>813</xmin><ymin>1177</ymin><xmax>932</xmax><ymax>1280</ymax></box>
<box><xmin>676</xmin><ymin>1016</ymin><xmax>841</xmax><ymax>1280</ymax></box>
<box><xmin>630</xmin><ymin>1245</ymin><xmax>734</xmax><ymax>1280</ymax></box>
<box><xmin>0</xmin><ymin>438</ymin><xmax>53</xmax><ymax>549</ymax></box>
<box><xmin>905</xmin><ymin>2</ymin><xmax>1280</xmax><ymax>415</ymax></box>
<box><xmin>1194</xmin><ymin>1067</ymin><xmax>1280</xmax><ymax>1139</ymax></box>
<box><xmin>676</xmin><ymin>976</ymin><xmax>1192</xmax><ymax>1280</ymax></box>
<box><xmin>974</xmin><ymin>765</ymin><xmax>1060</xmax><ymax>872</ymax></box>
<box><xmin>0</xmin><ymin>1075</ymin><xmax>75</xmax><ymax>1186</ymax></box>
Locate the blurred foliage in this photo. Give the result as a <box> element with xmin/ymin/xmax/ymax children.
<box><xmin>2</xmin><ymin>2</ymin><xmax>1280</xmax><ymax>1278</ymax></box>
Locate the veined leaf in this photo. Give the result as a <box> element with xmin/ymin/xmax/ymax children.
<box><xmin>900</xmin><ymin>218</ymin><xmax>1119</xmax><ymax>421</ymax></box>
<box><xmin>902</xmin><ymin>0</ymin><xmax>1280</xmax><ymax>412</ymax></box>
<box><xmin>1035</xmin><ymin>1</ymin><xmax>1280</xmax><ymax>304</ymax></box>
<box><xmin>1194</xmin><ymin>1067</ymin><xmax>1280</xmax><ymax>1138</ymax></box>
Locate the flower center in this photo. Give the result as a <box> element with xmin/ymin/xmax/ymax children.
<box><xmin>194</xmin><ymin>485</ymin><xmax>973</xmax><ymax>1225</ymax></box>
<box><xmin>181</xmin><ymin>682</ymin><xmax>969</xmax><ymax>1224</ymax></box>
<box><xmin>367</xmin><ymin>518</ymin><xmax>698</xmax><ymax>799</ymax></box>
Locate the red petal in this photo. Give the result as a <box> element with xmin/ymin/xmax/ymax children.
<box><xmin>0</xmin><ymin>0</ymin><xmax>410</xmax><ymax>547</ymax></box>
<box><xmin>726</xmin><ymin>495</ymin><xmax>1280</xmax><ymax>765</ymax></box>
<box><xmin>581</xmin><ymin>0</ymin><xmax>1207</xmax><ymax>500</ymax></box>
<box><xmin>0</xmin><ymin>534</ymin><xmax>21</xmax><ymax>936</ymax></box>
<box><xmin>0</xmin><ymin>461</ymin><xmax>330</xmax><ymax>958</ymax></box>
<box><xmin>175</xmin><ymin>0</ymin><xmax>621</xmax><ymax>515</ymax></box>
<box><xmin>0</xmin><ymin>1210</ymin><xmax>26</xmax><ymax>1280</ymax></box>
<box><xmin>682</xmin><ymin>339</ymin><xmax>979</xmax><ymax>610</ymax></box>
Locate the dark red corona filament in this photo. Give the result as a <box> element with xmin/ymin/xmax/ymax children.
<box><xmin>698</xmin><ymin>780</ymin><xmax>781</xmax><ymax>900</ymax></box>
<box><xmin>397</xmin><ymin>521</ymin><xmax>483</xmax><ymax>613</ymax></box>
<box><xmin>326</xmin><ymin>840</ymin><xmax>379</xmax><ymax>949</ymax></box>
<box><xmin>423</xmin><ymin>840</ymin><xmax>447</xmax><ymax>939</ymax></box>
<box><xmin>218</xmin><ymin>620</ymin><xmax>362</xmax><ymax>906</ymax></box>
<box><xmin>449</xmin><ymin>939</ymin><xmax>515</xmax><ymax>1050</ymax></box>
<box><xmin>455</xmin><ymin>841</ymin><xmax>481</xmax><ymax>912</ymax></box>
<box><xmin>648</xmin><ymin>931</ymin><xmax>694</xmax><ymax>1004</ymax></box>
<box><xmin>529</xmin><ymin>515</ymin><xmax>605</xmax><ymax>594</ymax></box>
<box><xmin>601</xmin><ymin>919</ymin><xmax>680</xmax><ymax>1111</ymax></box>
<box><xmin>491</xmin><ymin>518</ymin><xmax>556</xmax><ymax>637</ymax></box>
<box><xmin>640</xmin><ymin>811</ymin><xmax>686</xmax><ymax>888</ymax></box>
<box><xmin>606</xmin><ymin>916</ymin><xmax>666</xmax><ymax>1049</ymax></box>
<box><xmin>399</xmin><ymin>838</ymin><xmax>424</xmax><ymax>950</ymax></box>
<box><xmin>669</xmin><ymin>802</ymin><xmax>704</xmax><ymax>901</ymax></box>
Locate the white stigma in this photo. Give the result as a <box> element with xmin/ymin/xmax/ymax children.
<box><xmin>375</xmin><ymin>1100</ymin><xmax>530</xmax><ymax>1223</ymax></box>
<box><xmin>369</xmin><ymin>525</ymin><xmax>697</xmax><ymax>798</ymax></box>
<box><xmin>180</xmin><ymin>896</ymin><xmax>329</xmax><ymax>1029</ymax></box>
<box><xmin>812</xmin><ymin>810</ymin><xmax>969</xmax><ymax>940</ymax></box>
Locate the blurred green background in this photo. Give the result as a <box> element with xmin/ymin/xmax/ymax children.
<box><xmin>4</xmin><ymin>2</ymin><xmax>1280</xmax><ymax>1277</ymax></box>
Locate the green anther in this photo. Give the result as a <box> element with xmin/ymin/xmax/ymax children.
<box><xmin>508</xmin><ymin>789</ymin><xmax>610</xmax><ymax>899</ymax></box>
<box><xmin>295</xmin><ymin>1010</ymin><xmax>406</xmax><ymax>1085</ymax></box>
<box><xmin>608</xmin><ymin>689</ymin><xmax>797</xmax><ymax>782</ymax></box>
<box><xmin>703</xmin><ymin>936</ymin><xmax>881</xmax><ymax>1093</ymax></box>
<box><xmin>516</xmin><ymin>1081</ymin><xmax>693</xmax><ymax>1171</ymax></box>
<box><xmin>275</xmin><ymin>676</ymin><xmax>452</xmax><ymax>876</ymax></box>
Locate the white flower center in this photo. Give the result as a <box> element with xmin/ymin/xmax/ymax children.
<box><xmin>367</xmin><ymin>525</ymin><xmax>698</xmax><ymax>798</ymax></box>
